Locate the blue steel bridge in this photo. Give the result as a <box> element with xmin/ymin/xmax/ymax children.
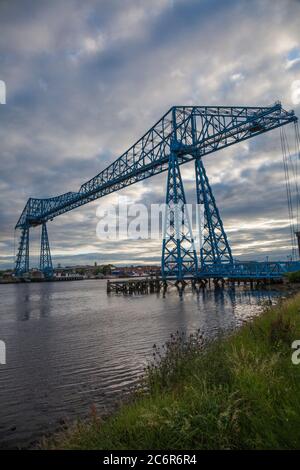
<box><xmin>15</xmin><ymin>102</ymin><xmax>300</xmax><ymax>281</ymax></box>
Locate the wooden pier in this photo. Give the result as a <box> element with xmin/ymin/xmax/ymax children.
<box><xmin>107</xmin><ymin>278</ymin><xmax>163</xmax><ymax>294</ymax></box>
<box><xmin>107</xmin><ymin>276</ymin><xmax>278</xmax><ymax>295</ymax></box>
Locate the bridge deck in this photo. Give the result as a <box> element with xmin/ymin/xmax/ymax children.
<box><xmin>165</xmin><ymin>260</ymin><xmax>300</xmax><ymax>280</ymax></box>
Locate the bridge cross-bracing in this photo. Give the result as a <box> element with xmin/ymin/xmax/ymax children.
<box><xmin>14</xmin><ymin>103</ymin><xmax>300</xmax><ymax>280</ymax></box>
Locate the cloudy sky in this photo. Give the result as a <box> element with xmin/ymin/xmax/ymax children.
<box><xmin>0</xmin><ymin>0</ymin><xmax>300</xmax><ymax>269</ymax></box>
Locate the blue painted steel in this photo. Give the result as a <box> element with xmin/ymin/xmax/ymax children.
<box><xmin>15</xmin><ymin>103</ymin><xmax>297</xmax><ymax>229</ymax></box>
<box><xmin>197</xmin><ymin>260</ymin><xmax>300</xmax><ymax>280</ymax></box>
<box><xmin>163</xmin><ymin>260</ymin><xmax>300</xmax><ymax>280</ymax></box>
<box><xmin>195</xmin><ymin>158</ymin><xmax>233</xmax><ymax>267</ymax></box>
<box><xmin>161</xmin><ymin>152</ymin><xmax>198</xmax><ymax>279</ymax></box>
<box><xmin>14</xmin><ymin>102</ymin><xmax>298</xmax><ymax>279</ymax></box>
<box><xmin>39</xmin><ymin>223</ymin><xmax>53</xmax><ymax>278</ymax></box>
<box><xmin>15</xmin><ymin>226</ymin><xmax>29</xmax><ymax>275</ymax></box>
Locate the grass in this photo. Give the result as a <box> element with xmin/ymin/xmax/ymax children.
<box><xmin>45</xmin><ymin>293</ymin><xmax>300</xmax><ymax>450</ymax></box>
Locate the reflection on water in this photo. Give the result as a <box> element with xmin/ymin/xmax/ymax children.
<box><xmin>0</xmin><ymin>280</ymin><xmax>279</xmax><ymax>448</ymax></box>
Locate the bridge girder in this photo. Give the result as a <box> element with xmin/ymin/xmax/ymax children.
<box><xmin>15</xmin><ymin>103</ymin><xmax>297</xmax><ymax>229</ymax></box>
<box><xmin>14</xmin><ymin>102</ymin><xmax>298</xmax><ymax>279</ymax></box>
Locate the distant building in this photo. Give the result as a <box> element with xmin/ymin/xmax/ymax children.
<box><xmin>110</xmin><ymin>265</ymin><xmax>160</xmax><ymax>278</ymax></box>
<box><xmin>52</xmin><ymin>263</ymin><xmax>160</xmax><ymax>279</ymax></box>
<box><xmin>2</xmin><ymin>271</ymin><xmax>14</xmax><ymax>281</ymax></box>
<box><xmin>30</xmin><ymin>270</ymin><xmax>44</xmax><ymax>280</ymax></box>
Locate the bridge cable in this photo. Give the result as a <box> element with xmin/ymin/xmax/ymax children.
<box><xmin>286</xmin><ymin>123</ymin><xmax>300</xmax><ymax>232</ymax></box>
<box><xmin>280</xmin><ymin>125</ymin><xmax>300</xmax><ymax>260</ymax></box>
<box><xmin>287</xmin><ymin>125</ymin><xmax>298</xmax><ymax>256</ymax></box>
<box><xmin>294</xmin><ymin>121</ymin><xmax>300</xmax><ymax>232</ymax></box>
<box><xmin>280</xmin><ymin>127</ymin><xmax>296</xmax><ymax>259</ymax></box>
<box><xmin>13</xmin><ymin>229</ymin><xmax>16</xmax><ymax>269</ymax></box>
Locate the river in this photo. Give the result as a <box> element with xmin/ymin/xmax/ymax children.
<box><xmin>0</xmin><ymin>280</ymin><xmax>280</xmax><ymax>448</ymax></box>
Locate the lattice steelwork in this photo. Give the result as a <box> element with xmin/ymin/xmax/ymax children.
<box><xmin>15</xmin><ymin>226</ymin><xmax>29</xmax><ymax>275</ymax></box>
<box><xmin>39</xmin><ymin>223</ymin><xmax>53</xmax><ymax>278</ymax></box>
<box><xmin>195</xmin><ymin>158</ymin><xmax>233</xmax><ymax>268</ymax></box>
<box><xmin>162</xmin><ymin>152</ymin><xmax>198</xmax><ymax>279</ymax></box>
<box><xmin>14</xmin><ymin>102</ymin><xmax>299</xmax><ymax>279</ymax></box>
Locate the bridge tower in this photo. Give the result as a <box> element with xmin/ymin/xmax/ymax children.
<box><xmin>162</xmin><ymin>109</ymin><xmax>198</xmax><ymax>279</ymax></box>
<box><xmin>195</xmin><ymin>158</ymin><xmax>233</xmax><ymax>269</ymax></box>
<box><xmin>189</xmin><ymin>114</ymin><xmax>232</xmax><ymax>272</ymax></box>
<box><xmin>39</xmin><ymin>223</ymin><xmax>53</xmax><ymax>277</ymax></box>
<box><xmin>161</xmin><ymin>152</ymin><xmax>198</xmax><ymax>279</ymax></box>
<box><xmin>15</xmin><ymin>226</ymin><xmax>30</xmax><ymax>276</ymax></box>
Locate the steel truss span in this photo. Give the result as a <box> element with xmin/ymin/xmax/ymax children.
<box><xmin>14</xmin><ymin>102</ymin><xmax>300</xmax><ymax>280</ymax></box>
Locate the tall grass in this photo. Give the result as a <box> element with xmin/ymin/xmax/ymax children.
<box><xmin>46</xmin><ymin>294</ymin><xmax>300</xmax><ymax>450</ymax></box>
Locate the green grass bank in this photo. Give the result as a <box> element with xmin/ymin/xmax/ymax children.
<box><xmin>47</xmin><ymin>292</ymin><xmax>300</xmax><ymax>450</ymax></box>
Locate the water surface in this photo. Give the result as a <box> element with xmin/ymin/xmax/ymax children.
<box><xmin>0</xmin><ymin>280</ymin><xmax>279</xmax><ymax>448</ymax></box>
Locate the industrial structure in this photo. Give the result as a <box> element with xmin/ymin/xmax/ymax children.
<box><xmin>15</xmin><ymin>103</ymin><xmax>300</xmax><ymax>281</ymax></box>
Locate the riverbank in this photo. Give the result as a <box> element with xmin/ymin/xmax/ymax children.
<box><xmin>45</xmin><ymin>290</ymin><xmax>300</xmax><ymax>450</ymax></box>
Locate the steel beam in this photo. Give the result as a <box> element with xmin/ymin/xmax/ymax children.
<box><xmin>195</xmin><ymin>158</ymin><xmax>233</xmax><ymax>268</ymax></box>
<box><xmin>15</xmin><ymin>226</ymin><xmax>29</xmax><ymax>276</ymax></box>
<box><xmin>161</xmin><ymin>152</ymin><xmax>198</xmax><ymax>279</ymax></box>
<box><xmin>39</xmin><ymin>223</ymin><xmax>53</xmax><ymax>278</ymax></box>
<box><xmin>14</xmin><ymin>102</ymin><xmax>298</xmax><ymax>280</ymax></box>
<box><xmin>15</xmin><ymin>103</ymin><xmax>297</xmax><ymax>229</ymax></box>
